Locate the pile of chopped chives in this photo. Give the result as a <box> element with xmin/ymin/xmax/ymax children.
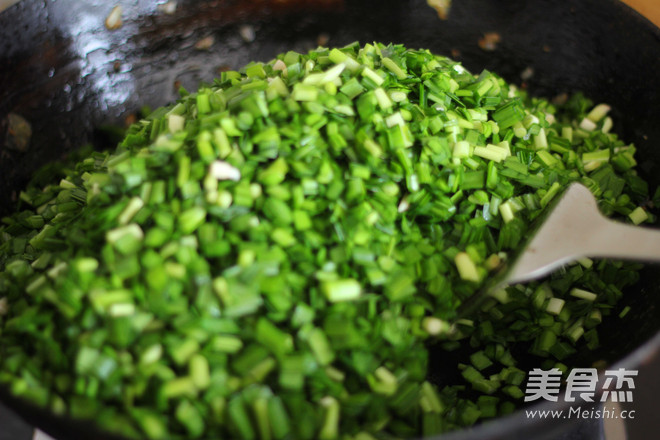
<box><xmin>0</xmin><ymin>42</ymin><xmax>655</xmax><ymax>439</ymax></box>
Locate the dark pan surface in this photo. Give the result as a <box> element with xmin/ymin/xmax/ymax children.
<box><xmin>0</xmin><ymin>1</ymin><xmax>659</xmax><ymax>439</ymax></box>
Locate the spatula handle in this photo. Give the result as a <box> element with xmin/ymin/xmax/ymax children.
<box><xmin>505</xmin><ymin>183</ymin><xmax>660</xmax><ymax>285</ymax></box>
<box><xmin>588</xmin><ymin>217</ymin><xmax>660</xmax><ymax>262</ymax></box>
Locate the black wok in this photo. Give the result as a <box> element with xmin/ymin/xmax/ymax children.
<box><xmin>0</xmin><ymin>1</ymin><xmax>659</xmax><ymax>439</ymax></box>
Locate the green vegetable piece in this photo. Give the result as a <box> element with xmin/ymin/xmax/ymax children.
<box><xmin>321</xmin><ymin>279</ymin><xmax>362</xmax><ymax>302</ymax></box>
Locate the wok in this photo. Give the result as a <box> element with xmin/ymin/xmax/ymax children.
<box><xmin>0</xmin><ymin>0</ymin><xmax>659</xmax><ymax>439</ymax></box>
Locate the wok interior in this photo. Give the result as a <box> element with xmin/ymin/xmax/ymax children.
<box><xmin>0</xmin><ymin>0</ymin><xmax>659</xmax><ymax>438</ymax></box>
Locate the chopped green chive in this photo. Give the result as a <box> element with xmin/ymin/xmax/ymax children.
<box><xmin>455</xmin><ymin>252</ymin><xmax>481</xmax><ymax>282</ymax></box>
<box><xmin>628</xmin><ymin>206</ymin><xmax>648</xmax><ymax>225</ymax></box>
<box><xmin>0</xmin><ymin>41</ymin><xmax>651</xmax><ymax>440</ymax></box>
<box><xmin>321</xmin><ymin>279</ymin><xmax>362</xmax><ymax>302</ymax></box>
<box><xmin>569</xmin><ymin>288</ymin><xmax>598</xmax><ymax>301</ymax></box>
